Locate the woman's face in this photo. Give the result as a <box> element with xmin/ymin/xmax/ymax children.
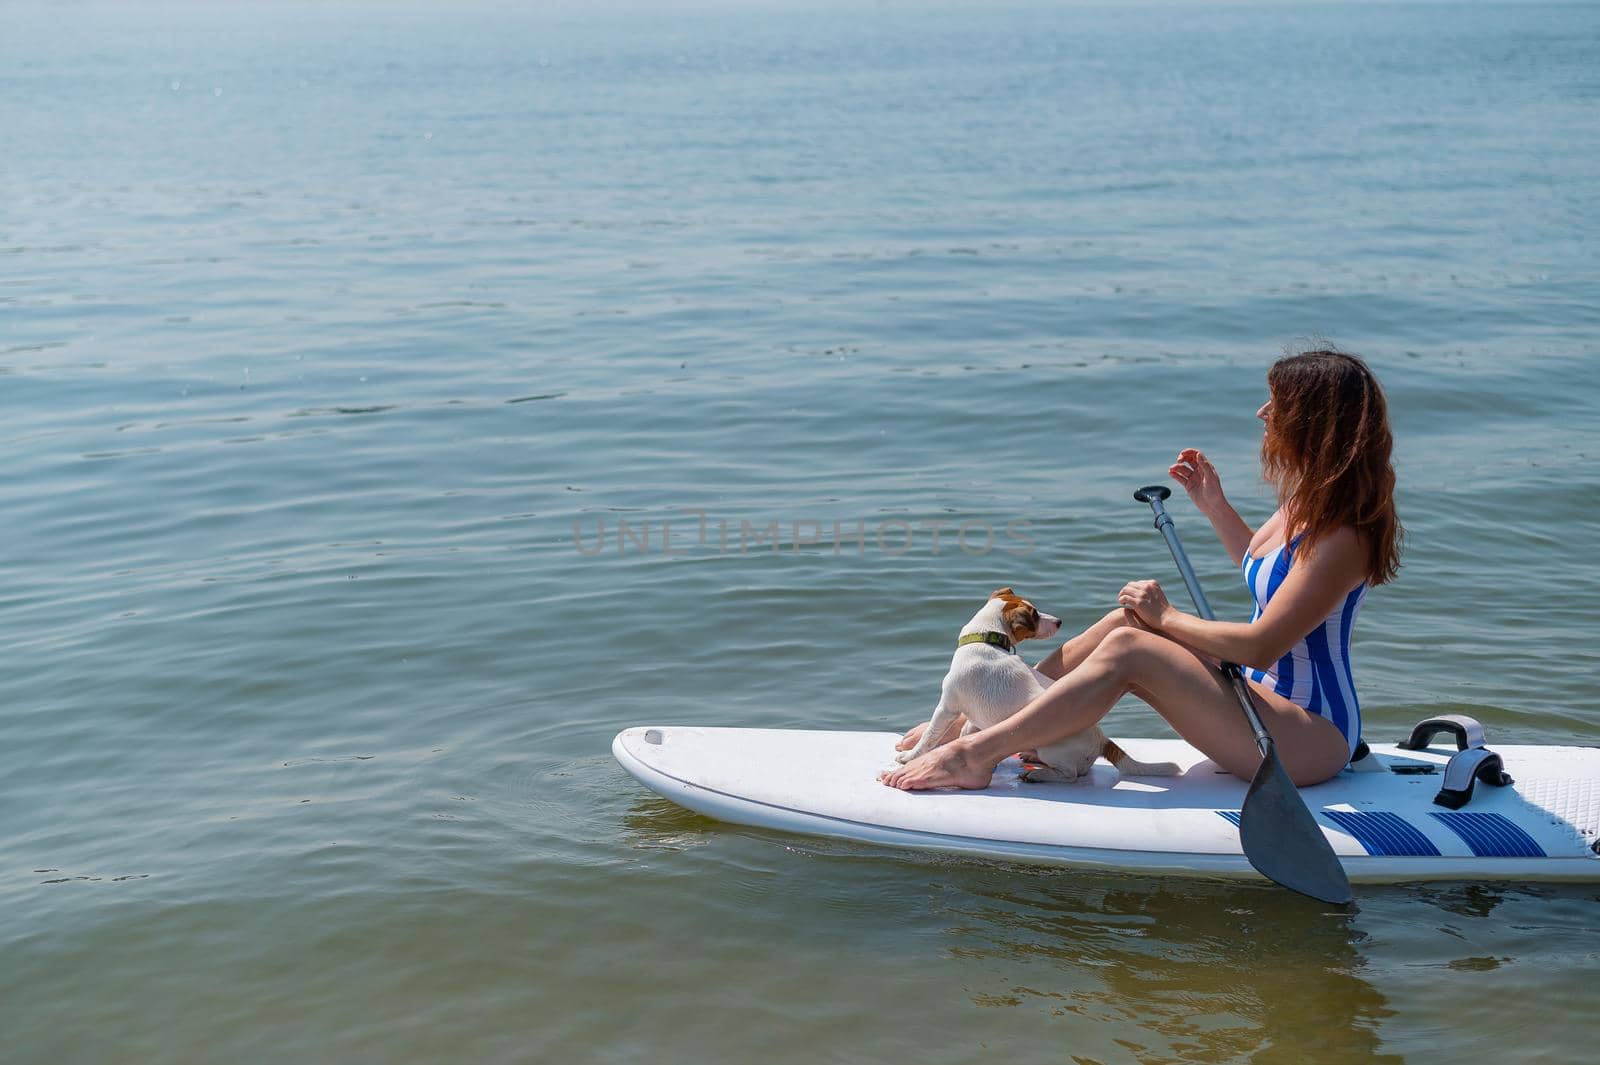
<box><xmin>1256</xmin><ymin>395</ymin><xmax>1273</xmax><ymax>429</ymax></box>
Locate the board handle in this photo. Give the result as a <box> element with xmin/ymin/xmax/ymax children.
<box><xmin>1433</xmin><ymin>748</ymin><xmax>1514</xmax><ymax>809</ymax></box>
<box><xmin>1397</xmin><ymin>714</ymin><xmax>1487</xmax><ymax>752</ymax></box>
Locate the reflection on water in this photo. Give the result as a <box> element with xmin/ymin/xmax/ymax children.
<box><xmin>618</xmin><ymin>786</ymin><xmax>1600</xmax><ymax>1061</ymax></box>
<box><xmin>619</xmin><ymin>791</ymin><xmax>1401</xmax><ymax>1061</ymax></box>
<box><xmin>621</xmin><ymin>795</ymin><xmax>721</xmax><ymax>853</ymax></box>
<box><xmin>945</xmin><ymin>873</ymin><xmax>1399</xmax><ymax>1064</ymax></box>
<box><xmin>1423</xmin><ymin>881</ymin><xmax>1517</xmax><ymax>922</ymax></box>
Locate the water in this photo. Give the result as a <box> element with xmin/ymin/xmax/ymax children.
<box><xmin>4</xmin><ymin>1</ymin><xmax>1599</xmax><ymax>1060</ymax></box>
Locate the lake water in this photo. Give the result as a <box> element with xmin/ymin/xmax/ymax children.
<box><xmin>4</xmin><ymin>1</ymin><xmax>1598</xmax><ymax>1061</ymax></box>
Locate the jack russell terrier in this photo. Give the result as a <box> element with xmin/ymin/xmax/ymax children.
<box><xmin>896</xmin><ymin>588</ymin><xmax>1180</xmax><ymax>783</ymax></box>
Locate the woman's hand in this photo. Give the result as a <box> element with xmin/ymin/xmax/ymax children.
<box><xmin>1118</xmin><ymin>579</ymin><xmax>1175</xmax><ymax>629</ymax></box>
<box><xmin>1169</xmin><ymin>448</ymin><xmax>1226</xmax><ymax>515</ymax></box>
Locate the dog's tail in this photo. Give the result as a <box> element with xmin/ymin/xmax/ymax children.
<box><xmin>1103</xmin><ymin>739</ymin><xmax>1181</xmax><ymax>777</ymax></box>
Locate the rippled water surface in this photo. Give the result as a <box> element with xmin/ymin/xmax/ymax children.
<box><xmin>4</xmin><ymin>2</ymin><xmax>1599</xmax><ymax>1061</ymax></box>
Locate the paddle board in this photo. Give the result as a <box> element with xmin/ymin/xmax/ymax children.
<box><xmin>613</xmin><ymin>726</ymin><xmax>1600</xmax><ymax>883</ymax></box>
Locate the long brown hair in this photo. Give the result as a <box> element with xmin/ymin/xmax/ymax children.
<box><xmin>1261</xmin><ymin>349</ymin><xmax>1403</xmax><ymax>585</ymax></box>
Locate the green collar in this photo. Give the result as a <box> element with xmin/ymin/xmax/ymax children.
<box><xmin>957</xmin><ymin>631</ymin><xmax>1016</xmax><ymax>654</ymax></box>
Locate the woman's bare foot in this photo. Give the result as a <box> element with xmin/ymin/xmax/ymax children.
<box><xmin>879</xmin><ymin>742</ymin><xmax>995</xmax><ymax>791</ymax></box>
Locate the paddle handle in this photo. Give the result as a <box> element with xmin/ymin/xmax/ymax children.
<box><xmin>1136</xmin><ymin>486</ymin><xmax>1273</xmax><ymax>754</ymax></box>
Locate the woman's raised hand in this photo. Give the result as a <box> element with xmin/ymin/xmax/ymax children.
<box><xmin>1169</xmin><ymin>448</ymin><xmax>1226</xmax><ymax>514</ymax></box>
<box><xmin>1118</xmin><ymin>579</ymin><xmax>1175</xmax><ymax>629</ymax></box>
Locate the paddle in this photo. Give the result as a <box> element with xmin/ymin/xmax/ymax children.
<box><xmin>1134</xmin><ymin>484</ymin><xmax>1353</xmax><ymax>905</ymax></box>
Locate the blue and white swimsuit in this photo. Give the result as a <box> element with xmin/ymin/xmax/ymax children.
<box><xmin>1241</xmin><ymin>537</ymin><xmax>1367</xmax><ymax>757</ymax></box>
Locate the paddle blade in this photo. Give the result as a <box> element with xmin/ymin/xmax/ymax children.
<box><xmin>1239</xmin><ymin>754</ymin><xmax>1353</xmax><ymax>905</ymax></box>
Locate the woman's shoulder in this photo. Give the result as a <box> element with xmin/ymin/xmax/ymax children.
<box><xmin>1295</xmin><ymin>524</ymin><xmax>1368</xmax><ymax>580</ymax></box>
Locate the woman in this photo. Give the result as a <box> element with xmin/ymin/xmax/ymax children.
<box><xmin>882</xmin><ymin>349</ymin><xmax>1403</xmax><ymax>791</ymax></box>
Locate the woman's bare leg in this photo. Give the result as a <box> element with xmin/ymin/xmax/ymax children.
<box><xmin>899</xmin><ymin>609</ymin><xmax>1138</xmax><ymax>754</ymax></box>
<box><xmin>1008</xmin><ymin>609</ymin><xmax>1142</xmax><ymax>760</ymax></box>
<box><xmin>881</xmin><ymin>627</ymin><xmax>1349</xmax><ymax>790</ymax></box>
<box><xmin>1032</xmin><ymin>608</ymin><xmax>1140</xmax><ymax>680</ymax></box>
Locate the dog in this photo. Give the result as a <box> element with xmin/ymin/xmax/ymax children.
<box><xmin>895</xmin><ymin>587</ymin><xmax>1180</xmax><ymax>783</ymax></box>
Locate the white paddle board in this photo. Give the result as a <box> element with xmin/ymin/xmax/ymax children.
<box><xmin>613</xmin><ymin>726</ymin><xmax>1600</xmax><ymax>883</ymax></box>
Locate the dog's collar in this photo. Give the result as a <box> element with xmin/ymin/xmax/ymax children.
<box><xmin>957</xmin><ymin>631</ymin><xmax>1016</xmax><ymax>654</ymax></box>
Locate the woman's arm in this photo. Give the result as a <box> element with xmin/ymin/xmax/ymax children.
<box><xmin>1199</xmin><ymin>499</ymin><xmax>1254</xmax><ymax>568</ymax></box>
<box><xmin>1168</xmin><ymin>448</ymin><xmax>1253</xmax><ymax>566</ymax></box>
<box><xmin>1118</xmin><ymin>527</ymin><xmax>1368</xmax><ymax>670</ymax></box>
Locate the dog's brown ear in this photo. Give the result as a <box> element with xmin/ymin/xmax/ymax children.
<box><xmin>1001</xmin><ymin>601</ymin><xmax>1041</xmax><ymax>641</ymax></box>
<box><xmin>990</xmin><ymin>586</ymin><xmax>1014</xmax><ymax>599</ymax></box>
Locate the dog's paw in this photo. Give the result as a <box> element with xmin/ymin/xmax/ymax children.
<box><xmin>1019</xmin><ymin>765</ymin><xmax>1075</xmax><ymax>784</ymax></box>
<box><xmin>894</xmin><ymin>749</ymin><xmax>917</xmax><ymax>764</ymax></box>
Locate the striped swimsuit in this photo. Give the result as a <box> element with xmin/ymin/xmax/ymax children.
<box><xmin>1241</xmin><ymin>536</ymin><xmax>1367</xmax><ymax>757</ymax></box>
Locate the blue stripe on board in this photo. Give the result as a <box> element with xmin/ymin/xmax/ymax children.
<box><xmin>1322</xmin><ymin>810</ymin><xmax>1440</xmax><ymax>857</ymax></box>
<box><xmin>1217</xmin><ymin>810</ymin><xmax>1242</xmax><ymax>827</ymax></box>
<box><xmin>1429</xmin><ymin>812</ymin><xmax>1546</xmax><ymax>858</ymax></box>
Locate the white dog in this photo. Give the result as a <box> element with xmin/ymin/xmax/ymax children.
<box><xmin>896</xmin><ymin>588</ymin><xmax>1180</xmax><ymax>783</ymax></box>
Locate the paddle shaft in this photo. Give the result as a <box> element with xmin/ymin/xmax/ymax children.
<box><xmin>1133</xmin><ymin>483</ymin><xmax>1353</xmax><ymax>904</ymax></box>
<box><xmin>1142</xmin><ymin>496</ymin><xmax>1273</xmax><ymax>754</ymax></box>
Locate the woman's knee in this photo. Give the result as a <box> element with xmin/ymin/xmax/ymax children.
<box><xmin>1077</xmin><ymin>608</ymin><xmax>1143</xmax><ymax>653</ymax></box>
<box><xmin>1091</xmin><ymin>625</ymin><xmax>1163</xmax><ymax>677</ymax></box>
<box><xmin>1097</xmin><ymin>607</ymin><xmax>1152</xmax><ymax>631</ymax></box>
<box><xmin>1100</xmin><ymin>624</ymin><xmax>1158</xmax><ymax>652</ymax></box>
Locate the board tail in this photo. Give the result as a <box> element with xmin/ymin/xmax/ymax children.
<box><xmin>1104</xmin><ymin>739</ymin><xmax>1181</xmax><ymax>777</ymax></box>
